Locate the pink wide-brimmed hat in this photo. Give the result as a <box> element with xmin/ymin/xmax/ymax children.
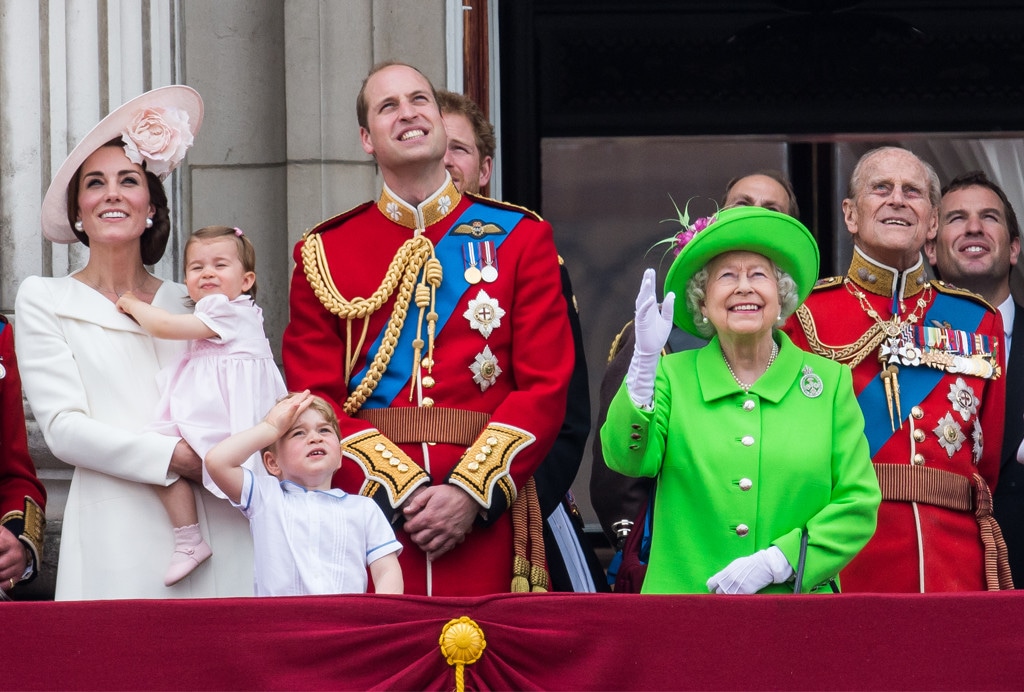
<box><xmin>41</xmin><ymin>85</ymin><xmax>203</xmax><ymax>243</ymax></box>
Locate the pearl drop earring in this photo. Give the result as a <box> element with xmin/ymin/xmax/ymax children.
<box><xmin>701</xmin><ymin>315</ymin><xmax>709</xmax><ymax>324</ymax></box>
<box><xmin>145</xmin><ymin>217</ymin><xmax>154</xmax><ymax>229</ymax></box>
<box><xmin>74</xmin><ymin>220</ymin><xmax>84</xmax><ymax>232</ymax></box>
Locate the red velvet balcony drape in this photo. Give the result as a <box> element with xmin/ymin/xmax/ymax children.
<box><xmin>8</xmin><ymin>592</ymin><xmax>1023</xmax><ymax>690</ymax></box>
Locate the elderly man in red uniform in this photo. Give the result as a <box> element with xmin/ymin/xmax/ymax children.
<box><xmin>0</xmin><ymin>316</ymin><xmax>46</xmax><ymax>599</ymax></box>
<box><xmin>784</xmin><ymin>146</ymin><xmax>1011</xmax><ymax>591</ymax></box>
<box><xmin>283</xmin><ymin>62</ymin><xmax>573</xmax><ymax>596</ymax></box>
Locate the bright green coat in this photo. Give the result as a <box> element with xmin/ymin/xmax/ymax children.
<box><xmin>602</xmin><ymin>332</ymin><xmax>880</xmax><ymax>594</ymax></box>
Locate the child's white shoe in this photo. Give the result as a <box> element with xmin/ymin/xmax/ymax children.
<box><xmin>165</xmin><ymin>523</ymin><xmax>213</xmax><ymax>586</ymax></box>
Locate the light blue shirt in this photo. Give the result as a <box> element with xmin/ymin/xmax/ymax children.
<box><xmin>236</xmin><ymin>469</ymin><xmax>401</xmax><ymax>596</ymax></box>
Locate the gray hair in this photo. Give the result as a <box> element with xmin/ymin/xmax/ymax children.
<box><xmin>685</xmin><ymin>262</ymin><xmax>799</xmax><ymax>338</ymax></box>
<box><xmin>847</xmin><ymin>146</ymin><xmax>941</xmax><ymax>208</ymax></box>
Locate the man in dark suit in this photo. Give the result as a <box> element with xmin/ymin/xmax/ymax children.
<box><xmin>926</xmin><ymin>170</ymin><xmax>1023</xmax><ymax>584</ymax></box>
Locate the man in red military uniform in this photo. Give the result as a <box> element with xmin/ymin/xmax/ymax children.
<box><xmin>784</xmin><ymin>147</ymin><xmax>1012</xmax><ymax>592</ymax></box>
<box><xmin>0</xmin><ymin>316</ymin><xmax>46</xmax><ymax>599</ymax></box>
<box><xmin>283</xmin><ymin>62</ymin><xmax>573</xmax><ymax>596</ymax></box>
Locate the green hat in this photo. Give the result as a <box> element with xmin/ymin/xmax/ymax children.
<box><xmin>664</xmin><ymin>206</ymin><xmax>819</xmax><ymax>336</ymax></box>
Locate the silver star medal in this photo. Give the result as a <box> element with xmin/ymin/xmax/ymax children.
<box><xmin>934</xmin><ymin>412</ymin><xmax>966</xmax><ymax>457</ymax></box>
<box><xmin>947</xmin><ymin>377</ymin><xmax>978</xmax><ymax>422</ymax></box>
<box><xmin>470</xmin><ymin>345</ymin><xmax>502</xmax><ymax>391</ymax></box>
<box><xmin>972</xmin><ymin>418</ymin><xmax>983</xmax><ymax>465</ymax></box>
<box><xmin>799</xmin><ymin>365</ymin><xmax>823</xmax><ymax>398</ymax></box>
<box><xmin>464</xmin><ymin>289</ymin><xmax>505</xmax><ymax>339</ymax></box>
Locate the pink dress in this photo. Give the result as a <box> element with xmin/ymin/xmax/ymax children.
<box><xmin>150</xmin><ymin>293</ymin><xmax>287</xmax><ymax>498</ymax></box>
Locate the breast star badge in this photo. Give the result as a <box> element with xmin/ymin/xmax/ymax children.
<box><xmin>947</xmin><ymin>377</ymin><xmax>978</xmax><ymax>422</ymax></box>
<box><xmin>464</xmin><ymin>289</ymin><xmax>506</xmax><ymax>339</ymax></box>
<box><xmin>934</xmin><ymin>412</ymin><xmax>966</xmax><ymax>457</ymax></box>
<box><xmin>470</xmin><ymin>346</ymin><xmax>502</xmax><ymax>391</ymax></box>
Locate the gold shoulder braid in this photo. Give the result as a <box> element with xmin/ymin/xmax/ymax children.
<box><xmin>301</xmin><ymin>231</ymin><xmax>442</xmax><ymax>414</ymax></box>
<box><xmin>794</xmin><ymin>304</ymin><xmax>887</xmax><ymax>369</ymax></box>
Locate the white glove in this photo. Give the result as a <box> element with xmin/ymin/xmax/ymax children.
<box><xmin>706</xmin><ymin>546</ymin><xmax>794</xmax><ymax>595</ymax></box>
<box><xmin>626</xmin><ymin>268</ymin><xmax>675</xmax><ymax>408</ymax></box>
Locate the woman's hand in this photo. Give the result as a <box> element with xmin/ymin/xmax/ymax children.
<box><xmin>633</xmin><ymin>268</ymin><xmax>675</xmax><ymax>356</ymax></box>
<box><xmin>169</xmin><ymin>439</ymin><xmax>203</xmax><ymax>484</ymax></box>
<box><xmin>706</xmin><ymin>546</ymin><xmax>793</xmax><ymax>594</ymax></box>
<box><xmin>626</xmin><ymin>268</ymin><xmax>674</xmax><ymax>407</ymax></box>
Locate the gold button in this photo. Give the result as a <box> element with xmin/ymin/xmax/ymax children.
<box><xmin>487</xmin><ymin>436</ymin><xmax>498</xmax><ymax>446</ymax></box>
<box><xmin>736</xmin><ymin>524</ymin><xmax>749</xmax><ymax>537</ymax></box>
<box><xmin>422</xmin><ymin>376</ymin><xmax>435</xmax><ymax>388</ymax></box>
<box><xmin>913</xmin><ymin>429</ymin><xmax>926</xmax><ymax>442</ymax></box>
<box><xmin>739</xmin><ymin>478</ymin><xmax>753</xmax><ymax>491</ymax></box>
<box><xmin>481</xmin><ymin>445</ymin><xmax>492</xmax><ymax>454</ymax></box>
<box><xmin>421</xmin><ymin>397</ymin><xmax>434</xmax><ymax>408</ymax></box>
<box><xmin>913</xmin><ymin>454</ymin><xmax>925</xmax><ymax>465</ymax></box>
<box><xmin>374</xmin><ymin>443</ymin><xmax>386</xmax><ymax>452</ymax></box>
<box><xmin>381</xmin><ymin>450</ymin><xmax>393</xmax><ymax>459</ymax></box>
<box><xmin>911</xmin><ymin>406</ymin><xmax>924</xmax><ymax>420</ymax></box>
<box><xmin>468</xmin><ymin>462</ymin><xmax>480</xmax><ymax>471</ymax></box>
<box><xmin>475</xmin><ymin>453</ymin><xmax>486</xmax><ymax>462</ymax></box>
<box><xmin>421</xmin><ymin>357</ymin><xmax>433</xmax><ymax>368</ymax></box>
<box><xmin>397</xmin><ymin>463</ymin><xmax>409</xmax><ymax>472</ymax></box>
<box><xmin>741</xmin><ymin>435</ymin><xmax>755</xmax><ymax>447</ymax></box>
<box><xmin>389</xmin><ymin>458</ymin><xmax>400</xmax><ymax>467</ymax></box>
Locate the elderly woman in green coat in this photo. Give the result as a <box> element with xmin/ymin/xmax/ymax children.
<box><xmin>602</xmin><ymin>206</ymin><xmax>880</xmax><ymax>594</ymax></box>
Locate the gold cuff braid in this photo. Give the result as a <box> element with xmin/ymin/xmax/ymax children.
<box><xmin>341</xmin><ymin>430</ymin><xmax>430</xmax><ymax>508</ymax></box>
<box><xmin>449</xmin><ymin>424</ymin><xmax>535</xmax><ymax>509</ymax></box>
<box><xmin>1</xmin><ymin>497</ymin><xmax>44</xmax><ymax>578</ymax></box>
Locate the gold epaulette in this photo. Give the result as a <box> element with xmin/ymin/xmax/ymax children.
<box><xmin>301</xmin><ymin>201</ymin><xmax>376</xmax><ymax>239</ymax></box>
<box><xmin>811</xmin><ymin>275</ymin><xmax>844</xmax><ymax>291</ymax></box>
<box><xmin>607</xmin><ymin>320</ymin><xmax>635</xmax><ymax>363</ymax></box>
<box><xmin>341</xmin><ymin>430</ymin><xmax>430</xmax><ymax>509</ymax></box>
<box><xmin>464</xmin><ymin>191</ymin><xmax>543</xmax><ymax>222</ymax></box>
<box><xmin>931</xmin><ymin>280</ymin><xmax>998</xmax><ymax>312</ymax></box>
<box><xmin>448</xmin><ymin>423</ymin><xmax>536</xmax><ymax>512</ymax></box>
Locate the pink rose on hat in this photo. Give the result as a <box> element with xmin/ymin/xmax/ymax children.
<box><xmin>121</xmin><ymin>106</ymin><xmax>194</xmax><ymax>179</ymax></box>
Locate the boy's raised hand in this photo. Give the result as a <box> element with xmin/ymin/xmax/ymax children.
<box><xmin>264</xmin><ymin>390</ymin><xmax>314</xmax><ymax>437</ymax></box>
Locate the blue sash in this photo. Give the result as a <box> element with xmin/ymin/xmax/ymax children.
<box><xmin>351</xmin><ymin>203</ymin><xmax>524</xmax><ymax>409</ymax></box>
<box><xmin>859</xmin><ymin>290</ymin><xmax>987</xmax><ymax>456</ymax></box>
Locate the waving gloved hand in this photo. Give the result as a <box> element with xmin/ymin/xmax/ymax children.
<box><xmin>706</xmin><ymin>546</ymin><xmax>794</xmax><ymax>595</ymax></box>
<box><xmin>626</xmin><ymin>268</ymin><xmax>674</xmax><ymax>408</ymax></box>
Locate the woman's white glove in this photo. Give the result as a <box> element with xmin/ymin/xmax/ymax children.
<box><xmin>626</xmin><ymin>268</ymin><xmax>675</xmax><ymax>408</ymax></box>
<box><xmin>706</xmin><ymin>546</ymin><xmax>794</xmax><ymax>595</ymax></box>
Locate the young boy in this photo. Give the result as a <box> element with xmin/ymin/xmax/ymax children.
<box><xmin>206</xmin><ymin>390</ymin><xmax>402</xmax><ymax>596</ymax></box>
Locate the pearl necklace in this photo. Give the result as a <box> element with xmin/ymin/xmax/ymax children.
<box><xmin>724</xmin><ymin>340</ymin><xmax>779</xmax><ymax>392</ymax></box>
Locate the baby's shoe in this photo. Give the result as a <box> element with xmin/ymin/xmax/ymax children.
<box><xmin>165</xmin><ymin>523</ymin><xmax>213</xmax><ymax>586</ymax></box>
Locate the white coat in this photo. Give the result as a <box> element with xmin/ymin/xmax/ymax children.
<box><xmin>15</xmin><ymin>275</ymin><xmax>253</xmax><ymax>600</ymax></box>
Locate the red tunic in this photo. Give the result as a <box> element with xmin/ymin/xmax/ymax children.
<box><xmin>283</xmin><ymin>180</ymin><xmax>573</xmax><ymax>596</ymax></box>
<box><xmin>0</xmin><ymin>317</ymin><xmax>47</xmax><ymax>580</ymax></box>
<box><xmin>783</xmin><ymin>250</ymin><xmax>1006</xmax><ymax>592</ymax></box>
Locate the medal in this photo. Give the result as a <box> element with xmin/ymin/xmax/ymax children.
<box><xmin>463</xmin><ymin>243</ymin><xmax>482</xmax><ymax>284</ymax></box>
<box><xmin>480</xmin><ymin>241</ymin><xmax>498</xmax><ymax>283</ymax></box>
<box><xmin>799</xmin><ymin>365</ymin><xmax>822</xmax><ymax>398</ymax></box>
<box><xmin>0</xmin><ymin>359</ymin><xmax>5</xmax><ymax>380</ymax></box>
<box><xmin>464</xmin><ymin>290</ymin><xmax>505</xmax><ymax>338</ymax></box>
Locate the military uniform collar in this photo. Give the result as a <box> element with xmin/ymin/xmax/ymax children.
<box><xmin>377</xmin><ymin>174</ymin><xmax>462</xmax><ymax>231</ymax></box>
<box><xmin>846</xmin><ymin>246</ymin><xmax>928</xmax><ymax>300</ymax></box>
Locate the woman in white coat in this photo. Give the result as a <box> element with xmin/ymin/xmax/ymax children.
<box><xmin>15</xmin><ymin>87</ymin><xmax>253</xmax><ymax>600</ymax></box>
